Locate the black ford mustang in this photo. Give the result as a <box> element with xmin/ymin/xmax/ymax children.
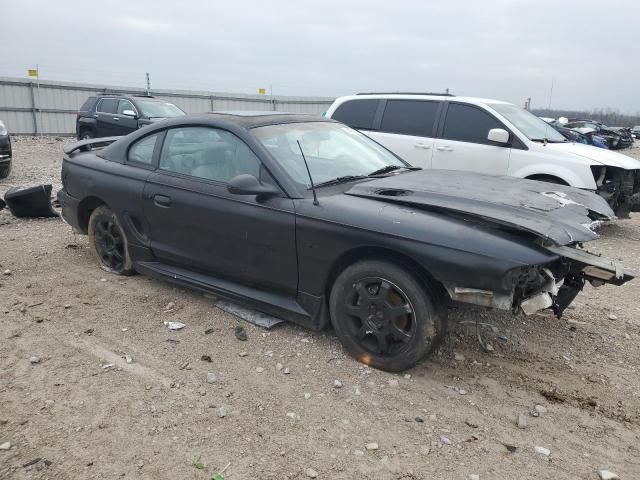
<box><xmin>58</xmin><ymin>112</ymin><xmax>633</xmax><ymax>371</ymax></box>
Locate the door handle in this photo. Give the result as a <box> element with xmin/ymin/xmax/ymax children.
<box><xmin>414</xmin><ymin>143</ymin><xmax>431</xmax><ymax>149</ymax></box>
<box><xmin>113</xmin><ymin>117</ymin><xmax>120</xmax><ymax>121</ymax></box>
<box><xmin>153</xmin><ymin>194</ymin><xmax>171</xmax><ymax>207</ymax></box>
<box><xmin>93</xmin><ymin>114</ymin><xmax>99</xmax><ymax>118</ymax></box>
<box><xmin>436</xmin><ymin>146</ymin><xmax>454</xmax><ymax>152</ymax></box>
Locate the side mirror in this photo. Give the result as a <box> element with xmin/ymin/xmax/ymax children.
<box><xmin>122</xmin><ymin>109</ymin><xmax>137</xmax><ymax>118</ymax></box>
<box><xmin>227</xmin><ymin>174</ymin><xmax>279</xmax><ymax>196</ymax></box>
<box><xmin>487</xmin><ymin>128</ymin><xmax>510</xmax><ymax>145</ymax></box>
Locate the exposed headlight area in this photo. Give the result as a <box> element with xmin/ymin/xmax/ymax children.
<box><xmin>590</xmin><ymin>166</ymin><xmax>640</xmax><ymax>217</ymax></box>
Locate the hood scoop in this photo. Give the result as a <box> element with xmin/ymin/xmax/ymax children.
<box><xmin>375</xmin><ymin>188</ymin><xmax>414</xmax><ymax>197</ymax></box>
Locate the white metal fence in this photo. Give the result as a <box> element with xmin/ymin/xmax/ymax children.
<box><xmin>0</xmin><ymin>77</ymin><xmax>335</xmax><ymax>135</ymax></box>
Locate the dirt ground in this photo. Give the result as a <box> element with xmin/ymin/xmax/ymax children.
<box><xmin>1</xmin><ymin>137</ymin><xmax>640</xmax><ymax>480</ymax></box>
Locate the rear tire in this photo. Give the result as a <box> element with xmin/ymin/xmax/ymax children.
<box><xmin>88</xmin><ymin>206</ymin><xmax>135</xmax><ymax>275</ymax></box>
<box><xmin>0</xmin><ymin>161</ymin><xmax>11</xmax><ymax>179</ymax></box>
<box><xmin>329</xmin><ymin>259</ymin><xmax>446</xmax><ymax>372</ymax></box>
<box><xmin>79</xmin><ymin>129</ymin><xmax>94</xmax><ymax>141</ymax></box>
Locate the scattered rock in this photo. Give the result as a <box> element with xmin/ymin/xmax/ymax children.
<box><xmin>533</xmin><ymin>404</ymin><xmax>547</xmax><ymax>417</ymax></box>
<box><xmin>276</xmin><ymin>363</ymin><xmax>284</xmax><ymax>371</ymax></box>
<box><xmin>454</xmin><ymin>352</ymin><xmax>466</xmax><ymax>362</ymax></box>
<box><xmin>206</xmin><ymin>373</ymin><xmax>217</xmax><ymax>383</ymax></box>
<box><xmin>624</xmin><ymin>333</ymin><xmax>631</xmax><ymax>340</ymax></box>
<box><xmin>63</xmin><ymin>304</ymin><xmax>71</xmax><ymax>309</ymax></box>
<box><xmin>468</xmin><ymin>475</ymin><xmax>480</xmax><ymax>480</ymax></box>
<box><xmin>305</xmin><ymin>467</ymin><xmax>318</xmax><ymax>478</ymax></box>
<box><xmin>234</xmin><ymin>326</ymin><xmax>248</xmax><ymax>341</ymax></box>
<box><xmin>163</xmin><ymin>321</ymin><xmax>185</xmax><ymax>330</ymax></box>
<box><xmin>163</xmin><ymin>302</ymin><xmax>175</xmax><ymax>311</ymax></box>
<box><xmin>125</xmin><ymin>354</ymin><xmax>133</xmax><ymax>364</ymax></box>
<box><xmin>84</xmin><ymin>328</ymin><xmax>94</xmax><ymax>335</ymax></box>
<box><xmin>608</xmin><ymin>314</ymin><xmax>618</xmax><ymax>320</ymax></box>
<box><xmin>0</xmin><ymin>442</ymin><xmax>11</xmax><ymax>450</ymax></box>
<box><xmin>440</xmin><ymin>436</ymin><xmax>451</xmax><ymax>445</ymax></box>
<box><xmin>286</xmin><ymin>412</ymin><xmax>299</xmax><ymax>420</ymax></box>
<box><xmin>415</xmin><ymin>416</ymin><xmax>424</xmax><ymax>423</ymax></box>
<box><xmin>333</xmin><ymin>380</ymin><xmax>343</xmax><ymax>389</ymax></box>
<box><xmin>198</xmin><ymin>387</ymin><xmax>207</xmax><ymax>396</ymax></box>
<box><xmin>29</xmin><ymin>356</ymin><xmax>40</xmax><ymax>364</ymax></box>
<box><xmin>2</xmin><ymin>270</ymin><xmax>11</xmax><ymax>276</ymax></box>
<box><xmin>217</xmin><ymin>407</ymin><xmax>227</xmax><ymax>418</ymax></box>
<box><xmin>283</xmin><ymin>367</ymin><xmax>290</xmax><ymax>375</ymax></box>
<box><xmin>238</xmin><ymin>352</ymin><xmax>248</xmax><ymax>357</ymax></box>
<box><xmin>403</xmin><ymin>374</ymin><xmax>411</xmax><ymax>379</ymax></box>
<box><xmin>464</xmin><ymin>419</ymin><xmax>479</xmax><ymax>429</ymax></box>
<box><xmin>204</xmin><ymin>328</ymin><xmax>215</xmax><ymax>335</ymax></box>
<box><xmin>365</xmin><ymin>442</ymin><xmax>379</xmax><ymax>451</ymax></box>
<box><xmin>255</xmin><ymin>367</ymin><xmax>264</xmax><ymax>373</ymax></box>
<box><xmin>304</xmin><ymin>393</ymin><xmax>311</xmax><ymax>400</ymax></box>
<box><xmin>201</xmin><ymin>355</ymin><xmax>212</xmax><ymax>362</ymax></box>
<box><xmin>534</xmin><ymin>446</ymin><xmax>550</xmax><ymax>457</ymax></box>
<box><xmin>598</xmin><ymin>470</ymin><xmax>620</xmax><ymax>480</ymax></box>
<box><xmin>388</xmin><ymin>378</ymin><xmax>399</xmax><ymax>387</ymax></box>
<box><xmin>517</xmin><ymin>414</ymin><xmax>528</xmax><ymax>429</ymax></box>
<box><xmin>501</xmin><ymin>442</ymin><xmax>517</xmax><ymax>453</ymax></box>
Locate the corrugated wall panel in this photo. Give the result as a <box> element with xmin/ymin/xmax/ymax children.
<box><xmin>0</xmin><ymin>77</ymin><xmax>334</xmax><ymax>134</ymax></box>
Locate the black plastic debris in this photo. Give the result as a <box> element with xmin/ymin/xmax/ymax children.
<box><xmin>4</xmin><ymin>185</ymin><xmax>58</xmax><ymax>218</ymax></box>
<box><xmin>0</xmin><ymin>197</ymin><xmax>6</xmax><ymax>211</ymax></box>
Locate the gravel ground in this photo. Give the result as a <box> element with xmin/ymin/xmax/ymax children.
<box><xmin>1</xmin><ymin>137</ymin><xmax>640</xmax><ymax>479</ymax></box>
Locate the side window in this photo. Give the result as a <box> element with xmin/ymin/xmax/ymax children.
<box><xmin>117</xmin><ymin>100</ymin><xmax>136</xmax><ymax>115</ymax></box>
<box><xmin>331</xmin><ymin>99</ymin><xmax>379</xmax><ymax>130</ymax></box>
<box><xmin>380</xmin><ymin>100</ymin><xmax>439</xmax><ymax>137</ymax></box>
<box><xmin>159</xmin><ymin>127</ymin><xmax>261</xmax><ymax>183</ymax></box>
<box><xmin>128</xmin><ymin>133</ymin><xmax>160</xmax><ymax>165</ymax></box>
<box><xmin>97</xmin><ymin>98</ymin><xmax>119</xmax><ymax>114</ymax></box>
<box><xmin>442</xmin><ymin>104</ymin><xmax>503</xmax><ymax>145</ymax></box>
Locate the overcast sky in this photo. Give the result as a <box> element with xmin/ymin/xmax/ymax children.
<box><xmin>2</xmin><ymin>0</ymin><xmax>639</xmax><ymax>112</ymax></box>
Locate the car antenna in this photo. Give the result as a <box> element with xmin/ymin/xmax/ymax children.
<box><xmin>297</xmin><ymin>140</ymin><xmax>319</xmax><ymax>206</ymax></box>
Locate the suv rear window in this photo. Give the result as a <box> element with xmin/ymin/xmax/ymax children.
<box><xmin>380</xmin><ymin>100</ymin><xmax>439</xmax><ymax>137</ymax></box>
<box><xmin>80</xmin><ymin>96</ymin><xmax>97</xmax><ymax>112</ymax></box>
<box><xmin>331</xmin><ymin>99</ymin><xmax>379</xmax><ymax>130</ymax></box>
<box><xmin>442</xmin><ymin>103</ymin><xmax>503</xmax><ymax>145</ymax></box>
<box><xmin>97</xmin><ymin>98</ymin><xmax>119</xmax><ymax>114</ymax></box>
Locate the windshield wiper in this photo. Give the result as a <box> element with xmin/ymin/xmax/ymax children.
<box><xmin>313</xmin><ymin>175</ymin><xmax>367</xmax><ymax>188</ymax></box>
<box><xmin>367</xmin><ymin>165</ymin><xmax>420</xmax><ymax>176</ymax></box>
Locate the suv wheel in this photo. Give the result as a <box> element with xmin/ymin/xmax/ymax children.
<box><xmin>88</xmin><ymin>206</ymin><xmax>135</xmax><ymax>275</ymax></box>
<box><xmin>80</xmin><ymin>130</ymin><xmax>94</xmax><ymax>140</ymax></box>
<box><xmin>329</xmin><ymin>260</ymin><xmax>446</xmax><ymax>372</ymax></box>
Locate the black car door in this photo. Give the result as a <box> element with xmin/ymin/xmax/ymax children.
<box><xmin>142</xmin><ymin>126</ymin><xmax>298</xmax><ymax>295</ymax></box>
<box><xmin>113</xmin><ymin>99</ymin><xmax>140</xmax><ymax>135</ymax></box>
<box><xmin>94</xmin><ymin>98</ymin><xmax>120</xmax><ymax>137</ymax></box>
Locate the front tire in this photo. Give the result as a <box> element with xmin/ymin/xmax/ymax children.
<box><xmin>329</xmin><ymin>260</ymin><xmax>446</xmax><ymax>372</ymax></box>
<box><xmin>88</xmin><ymin>206</ymin><xmax>135</xmax><ymax>275</ymax></box>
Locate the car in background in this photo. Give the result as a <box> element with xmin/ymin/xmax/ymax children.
<box><xmin>76</xmin><ymin>94</ymin><xmax>185</xmax><ymax>140</ymax></box>
<box><xmin>0</xmin><ymin>119</ymin><xmax>12</xmax><ymax>179</ymax></box>
<box><xmin>563</xmin><ymin>120</ymin><xmax>633</xmax><ymax>150</ymax></box>
<box><xmin>58</xmin><ymin>112</ymin><xmax>633</xmax><ymax>371</ymax></box>
<box><xmin>326</xmin><ymin>93</ymin><xmax>640</xmax><ymax>217</ymax></box>
<box><xmin>632</xmin><ymin>126</ymin><xmax>640</xmax><ymax>139</ymax></box>
<box><xmin>544</xmin><ymin>121</ymin><xmax>609</xmax><ymax>149</ymax></box>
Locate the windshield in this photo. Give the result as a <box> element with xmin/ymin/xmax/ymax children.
<box><xmin>252</xmin><ymin>122</ymin><xmax>405</xmax><ymax>187</ymax></box>
<box><xmin>489</xmin><ymin>103</ymin><xmax>566</xmax><ymax>142</ymax></box>
<box><xmin>137</xmin><ymin>100</ymin><xmax>185</xmax><ymax>118</ymax></box>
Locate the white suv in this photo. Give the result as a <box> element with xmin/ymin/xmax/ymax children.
<box><xmin>326</xmin><ymin>93</ymin><xmax>640</xmax><ymax>217</ymax></box>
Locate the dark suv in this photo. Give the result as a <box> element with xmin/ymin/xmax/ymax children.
<box><xmin>0</xmin><ymin>119</ymin><xmax>11</xmax><ymax>179</ymax></box>
<box><xmin>76</xmin><ymin>94</ymin><xmax>185</xmax><ymax>140</ymax></box>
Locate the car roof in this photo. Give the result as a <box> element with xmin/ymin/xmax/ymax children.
<box><xmin>201</xmin><ymin>111</ymin><xmax>332</xmax><ymax>128</ymax></box>
<box><xmin>335</xmin><ymin>93</ymin><xmax>512</xmax><ymax>107</ymax></box>
<box><xmin>96</xmin><ymin>94</ymin><xmax>164</xmax><ymax>102</ymax></box>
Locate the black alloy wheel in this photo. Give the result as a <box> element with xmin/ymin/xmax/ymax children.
<box><xmin>88</xmin><ymin>206</ymin><xmax>135</xmax><ymax>275</ymax></box>
<box><xmin>330</xmin><ymin>260</ymin><xmax>446</xmax><ymax>372</ymax></box>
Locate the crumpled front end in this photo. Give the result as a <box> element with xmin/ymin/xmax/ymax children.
<box><xmin>591</xmin><ymin>166</ymin><xmax>640</xmax><ymax>217</ymax></box>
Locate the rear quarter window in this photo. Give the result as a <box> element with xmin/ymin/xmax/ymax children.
<box><xmin>331</xmin><ymin>99</ymin><xmax>379</xmax><ymax>130</ymax></box>
<box><xmin>80</xmin><ymin>96</ymin><xmax>97</xmax><ymax>112</ymax></box>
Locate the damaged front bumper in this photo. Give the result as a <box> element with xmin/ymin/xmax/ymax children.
<box><xmin>592</xmin><ymin>166</ymin><xmax>640</xmax><ymax>217</ymax></box>
<box><xmin>448</xmin><ymin>245</ymin><xmax>634</xmax><ymax>318</ymax></box>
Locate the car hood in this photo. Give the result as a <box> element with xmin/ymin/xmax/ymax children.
<box><xmin>545</xmin><ymin>142</ymin><xmax>640</xmax><ymax>169</ymax></box>
<box><xmin>345</xmin><ymin>170</ymin><xmax>614</xmax><ymax>246</ymax></box>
